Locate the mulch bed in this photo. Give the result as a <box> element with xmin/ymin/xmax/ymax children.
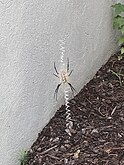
<box><xmin>26</xmin><ymin>55</ymin><xmax>124</xmax><ymax>165</ymax></box>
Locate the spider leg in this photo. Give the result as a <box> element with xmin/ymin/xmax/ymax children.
<box><xmin>67</xmin><ymin>82</ymin><xmax>76</xmax><ymax>95</ymax></box>
<box><xmin>54</xmin><ymin>83</ymin><xmax>61</xmax><ymax>100</ymax></box>
<box><xmin>67</xmin><ymin>58</ymin><xmax>69</xmax><ymax>73</ymax></box>
<box><xmin>54</xmin><ymin>62</ymin><xmax>59</xmax><ymax>75</ymax></box>
<box><xmin>68</xmin><ymin>70</ymin><xmax>73</xmax><ymax>77</ymax></box>
<box><xmin>53</xmin><ymin>73</ymin><xmax>59</xmax><ymax>78</ymax></box>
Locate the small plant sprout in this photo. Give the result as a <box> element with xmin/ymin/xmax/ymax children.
<box><xmin>112</xmin><ymin>3</ymin><xmax>124</xmax><ymax>60</ymax></box>
<box><xmin>53</xmin><ymin>58</ymin><xmax>76</xmax><ymax>100</ymax></box>
<box><xmin>18</xmin><ymin>149</ymin><xmax>28</xmax><ymax>165</ymax></box>
<box><xmin>110</xmin><ymin>69</ymin><xmax>124</xmax><ymax>86</ymax></box>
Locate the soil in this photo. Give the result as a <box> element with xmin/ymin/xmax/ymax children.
<box><xmin>26</xmin><ymin>55</ymin><xmax>124</xmax><ymax>165</ymax></box>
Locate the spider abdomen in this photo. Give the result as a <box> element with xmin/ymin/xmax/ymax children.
<box><xmin>60</xmin><ymin>72</ymin><xmax>68</xmax><ymax>84</ymax></box>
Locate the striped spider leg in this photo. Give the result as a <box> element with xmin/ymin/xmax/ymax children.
<box><xmin>53</xmin><ymin>58</ymin><xmax>76</xmax><ymax>100</ymax></box>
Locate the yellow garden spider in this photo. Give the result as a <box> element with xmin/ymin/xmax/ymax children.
<box><xmin>53</xmin><ymin>58</ymin><xmax>76</xmax><ymax>100</ymax></box>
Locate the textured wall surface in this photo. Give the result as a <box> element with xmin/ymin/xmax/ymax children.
<box><xmin>0</xmin><ymin>0</ymin><xmax>118</xmax><ymax>164</ymax></box>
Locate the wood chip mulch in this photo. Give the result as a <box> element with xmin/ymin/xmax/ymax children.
<box><xmin>26</xmin><ymin>55</ymin><xmax>124</xmax><ymax>165</ymax></box>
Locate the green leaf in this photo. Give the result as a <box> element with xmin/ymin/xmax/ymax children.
<box><xmin>121</xmin><ymin>47</ymin><xmax>124</xmax><ymax>54</ymax></box>
<box><xmin>121</xmin><ymin>26</ymin><xmax>124</xmax><ymax>34</ymax></box>
<box><xmin>118</xmin><ymin>54</ymin><xmax>123</xmax><ymax>60</ymax></box>
<box><xmin>118</xmin><ymin>36</ymin><xmax>124</xmax><ymax>45</ymax></box>
<box><xmin>18</xmin><ymin>150</ymin><xmax>27</xmax><ymax>165</ymax></box>
<box><xmin>113</xmin><ymin>15</ymin><xmax>124</xmax><ymax>29</ymax></box>
<box><xmin>112</xmin><ymin>3</ymin><xmax>124</xmax><ymax>15</ymax></box>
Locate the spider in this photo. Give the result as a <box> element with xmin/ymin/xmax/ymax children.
<box><xmin>53</xmin><ymin>58</ymin><xmax>76</xmax><ymax>100</ymax></box>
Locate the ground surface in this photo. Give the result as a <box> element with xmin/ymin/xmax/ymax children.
<box><xmin>27</xmin><ymin>55</ymin><xmax>124</xmax><ymax>165</ymax></box>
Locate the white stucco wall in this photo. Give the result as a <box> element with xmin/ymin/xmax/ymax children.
<box><xmin>0</xmin><ymin>0</ymin><xmax>118</xmax><ymax>164</ymax></box>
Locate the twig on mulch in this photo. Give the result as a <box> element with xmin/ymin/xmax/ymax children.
<box><xmin>40</xmin><ymin>145</ymin><xmax>58</xmax><ymax>155</ymax></box>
